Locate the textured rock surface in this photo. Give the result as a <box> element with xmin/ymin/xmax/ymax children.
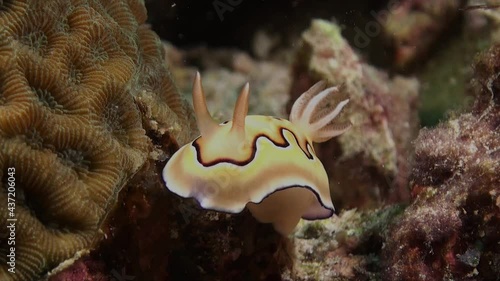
<box><xmin>290</xmin><ymin>19</ymin><xmax>420</xmax><ymax>209</ymax></box>
<box><xmin>283</xmin><ymin>206</ymin><xmax>404</xmax><ymax>281</ymax></box>
<box><xmin>403</xmin><ymin>1</ymin><xmax>496</xmax><ymax>127</ymax></box>
<box><xmin>382</xmin><ymin>44</ymin><xmax>500</xmax><ymax>281</ymax></box>
<box><xmin>381</xmin><ymin>0</ymin><xmax>464</xmax><ymax>69</ymax></box>
<box><xmin>0</xmin><ymin>0</ymin><xmax>194</xmax><ymax>280</ymax></box>
<box><xmin>162</xmin><ymin>44</ymin><xmax>292</xmax><ymax>121</ymax></box>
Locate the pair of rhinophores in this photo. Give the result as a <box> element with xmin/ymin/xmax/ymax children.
<box><xmin>162</xmin><ymin>72</ymin><xmax>351</xmax><ymax>235</ymax></box>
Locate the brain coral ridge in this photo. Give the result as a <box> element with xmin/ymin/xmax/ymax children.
<box><xmin>0</xmin><ymin>0</ymin><xmax>195</xmax><ymax>280</ymax></box>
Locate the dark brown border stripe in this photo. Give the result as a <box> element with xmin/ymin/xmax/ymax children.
<box><xmin>193</xmin><ymin>126</ymin><xmax>314</xmax><ymax>167</ymax></box>
<box><xmin>188</xmin><ymin>184</ymin><xmax>335</xmax><ymax>218</ymax></box>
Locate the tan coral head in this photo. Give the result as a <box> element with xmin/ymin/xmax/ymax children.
<box><xmin>162</xmin><ymin>72</ymin><xmax>351</xmax><ymax>235</ymax></box>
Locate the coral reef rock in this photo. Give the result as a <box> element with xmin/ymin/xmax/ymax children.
<box><xmin>381</xmin><ymin>0</ymin><xmax>465</xmax><ymax>69</ymax></box>
<box><xmin>284</xmin><ymin>206</ymin><xmax>404</xmax><ymax>281</ymax></box>
<box><xmin>0</xmin><ymin>0</ymin><xmax>195</xmax><ymax>280</ymax></box>
<box><xmin>291</xmin><ymin>19</ymin><xmax>420</xmax><ymax>209</ymax></box>
<box><xmin>164</xmin><ymin>44</ymin><xmax>292</xmax><ymax>121</ymax></box>
<box><xmin>382</xmin><ymin>44</ymin><xmax>500</xmax><ymax>281</ymax></box>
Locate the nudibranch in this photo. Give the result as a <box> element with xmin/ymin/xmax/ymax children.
<box><xmin>162</xmin><ymin>72</ymin><xmax>351</xmax><ymax>235</ymax></box>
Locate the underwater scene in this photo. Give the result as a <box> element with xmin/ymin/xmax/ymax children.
<box><xmin>0</xmin><ymin>0</ymin><xmax>499</xmax><ymax>280</ymax></box>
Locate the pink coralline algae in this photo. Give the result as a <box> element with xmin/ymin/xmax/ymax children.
<box><xmin>382</xmin><ymin>44</ymin><xmax>500</xmax><ymax>281</ymax></box>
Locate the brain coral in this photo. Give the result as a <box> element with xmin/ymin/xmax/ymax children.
<box><xmin>0</xmin><ymin>0</ymin><xmax>194</xmax><ymax>280</ymax></box>
<box><xmin>290</xmin><ymin>19</ymin><xmax>419</xmax><ymax>209</ymax></box>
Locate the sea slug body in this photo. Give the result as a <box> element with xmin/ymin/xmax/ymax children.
<box><xmin>163</xmin><ymin>72</ymin><xmax>351</xmax><ymax>235</ymax></box>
